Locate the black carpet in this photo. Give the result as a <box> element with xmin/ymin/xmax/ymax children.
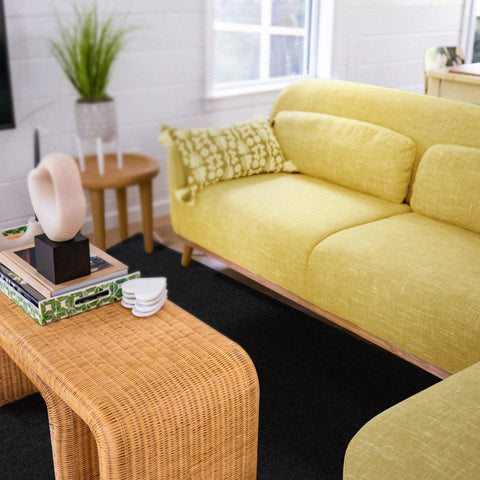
<box><xmin>1</xmin><ymin>233</ymin><xmax>439</xmax><ymax>479</ymax></box>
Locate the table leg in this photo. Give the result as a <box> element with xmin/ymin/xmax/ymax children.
<box><xmin>115</xmin><ymin>187</ymin><xmax>128</xmax><ymax>241</ymax></box>
<box><xmin>139</xmin><ymin>181</ymin><xmax>154</xmax><ymax>254</ymax></box>
<box><xmin>0</xmin><ymin>348</ymin><xmax>37</xmax><ymax>406</ymax></box>
<box><xmin>89</xmin><ymin>189</ymin><xmax>106</xmax><ymax>251</ymax></box>
<box><xmin>35</xmin><ymin>377</ymin><xmax>99</xmax><ymax>480</ymax></box>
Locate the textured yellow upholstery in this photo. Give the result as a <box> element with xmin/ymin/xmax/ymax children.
<box><xmin>168</xmin><ymin>166</ymin><xmax>409</xmax><ymax>295</ymax></box>
<box><xmin>166</xmin><ymin>79</ymin><xmax>480</xmax><ymax>374</ymax></box>
<box><xmin>270</xmin><ymin>79</ymin><xmax>480</xmax><ymax>198</ymax></box>
<box><xmin>411</xmin><ymin>144</ymin><xmax>480</xmax><ymax>234</ymax></box>
<box><xmin>274</xmin><ymin>111</ymin><xmax>416</xmax><ymax>203</ymax></box>
<box><xmin>344</xmin><ymin>361</ymin><xmax>480</xmax><ymax>479</ymax></box>
<box><xmin>305</xmin><ymin>212</ymin><xmax>480</xmax><ymax>373</ymax></box>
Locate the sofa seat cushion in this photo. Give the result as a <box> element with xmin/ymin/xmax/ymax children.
<box><xmin>170</xmin><ymin>173</ymin><xmax>410</xmax><ymax>296</ymax></box>
<box><xmin>305</xmin><ymin>212</ymin><xmax>480</xmax><ymax>374</ymax></box>
<box><xmin>273</xmin><ymin>111</ymin><xmax>416</xmax><ymax>203</ymax></box>
<box><xmin>411</xmin><ymin>144</ymin><xmax>480</xmax><ymax>234</ymax></box>
<box><xmin>344</xmin><ymin>361</ymin><xmax>480</xmax><ymax>480</ymax></box>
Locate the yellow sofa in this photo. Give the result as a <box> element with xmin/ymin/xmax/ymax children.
<box><xmin>163</xmin><ymin>79</ymin><xmax>480</xmax><ymax>479</ymax></box>
<box><xmin>165</xmin><ymin>79</ymin><xmax>480</xmax><ymax>377</ymax></box>
<box><xmin>343</xmin><ymin>360</ymin><xmax>480</xmax><ymax>479</ymax></box>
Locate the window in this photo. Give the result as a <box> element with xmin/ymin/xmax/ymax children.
<box><xmin>207</xmin><ymin>0</ymin><xmax>319</xmax><ymax>96</ymax></box>
<box><xmin>473</xmin><ymin>2</ymin><xmax>480</xmax><ymax>62</ymax></box>
<box><xmin>464</xmin><ymin>0</ymin><xmax>480</xmax><ymax>62</ymax></box>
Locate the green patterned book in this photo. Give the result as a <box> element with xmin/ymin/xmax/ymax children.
<box><xmin>0</xmin><ymin>271</ymin><xmax>140</xmax><ymax>325</ymax></box>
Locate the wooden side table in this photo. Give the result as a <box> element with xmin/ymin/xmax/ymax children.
<box><xmin>76</xmin><ymin>153</ymin><xmax>159</xmax><ymax>253</ymax></box>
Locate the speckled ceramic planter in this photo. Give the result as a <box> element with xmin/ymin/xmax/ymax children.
<box><xmin>75</xmin><ymin>99</ymin><xmax>117</xmax><ymax>142</ymax></box>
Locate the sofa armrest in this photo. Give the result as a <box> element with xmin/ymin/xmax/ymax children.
<box><xmin>166</xmin><ymin>143</ymin><xmax>188</xmax><ymax>194</ymax></box>
<box><xmin>343</xmin><ymin>361</ymin><xmax>480</xmax><ymax>479</ymax></box>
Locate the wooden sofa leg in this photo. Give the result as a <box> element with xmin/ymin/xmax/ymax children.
<box><xmin>182</xmin><ymin>245</ymin><xmax>193</xmax><ymax>266</ymax></box>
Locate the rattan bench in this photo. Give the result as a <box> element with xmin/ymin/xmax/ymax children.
<box><xmin>0</xmin><ymin>294</ymin><xmax>259</xmax><ymax>479</ymax></box>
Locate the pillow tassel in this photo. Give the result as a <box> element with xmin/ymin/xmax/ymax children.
<box><xmin>175</xmin><ymin>187</ymin><xmax>195</xmax><ymax>206</ymax></box>
<box><xmin>159</xmin><ymin>125</ymin><xmax>173</xmax><ymax>146</ymax></box>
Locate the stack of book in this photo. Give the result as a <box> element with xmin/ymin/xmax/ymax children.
<box><xmin>0</xmin><ymin>242</ymin><xmax>139</xmax><ymax>325</ymax></box>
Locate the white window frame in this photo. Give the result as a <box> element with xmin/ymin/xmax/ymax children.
<box><xmin>462</xmin><ymin>0</ymin><xmax>479</xmax><ymax>62</ymax></box>
<box><xmin>205</xmin><ymin>0</ymin><xmax>330</xmax><ymax>99</ymax></box>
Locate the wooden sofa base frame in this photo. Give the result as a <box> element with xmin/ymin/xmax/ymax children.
<box><xmin>180</xmin><ymin>238</ymin><xmax>450</xmax><ymax>380</ymax></box>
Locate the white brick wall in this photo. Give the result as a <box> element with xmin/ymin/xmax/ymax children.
<box><xmin>0</xmin><ymin>0</ymin><xmax>464</xmax><ymax>233</ymax></box>
<box><xmin>330</xmin><ymin>0</ymin><xmax>464</xmax><ymax>91</ymax></box>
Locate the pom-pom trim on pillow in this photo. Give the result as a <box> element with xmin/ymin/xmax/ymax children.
<box><xmin>160</xmin><ymin>116</ymin><xmax>296</xmax><ymax>205</ymax></box>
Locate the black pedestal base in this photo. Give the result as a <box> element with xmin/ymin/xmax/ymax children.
<box><xmin>34</xmin><ymin>234</ymin><xmax>91</xmax><ymax>284</ymax></box>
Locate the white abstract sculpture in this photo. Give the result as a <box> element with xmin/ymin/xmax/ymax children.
<box><xmin>28</xmin><ymin>153</ymin><xmax>87</xmax><ymax>242</ymax></box>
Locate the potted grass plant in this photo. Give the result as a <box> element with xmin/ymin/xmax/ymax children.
<box><xmin>49</xmin><ymin>2</ymin><xmax>133</xmax><ymax>142</ymax></box>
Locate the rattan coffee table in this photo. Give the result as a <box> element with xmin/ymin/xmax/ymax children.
<box><xmin>0</xmin><ymin>294</ymin><xmax>259</xmax><ymax>479</ymax></box>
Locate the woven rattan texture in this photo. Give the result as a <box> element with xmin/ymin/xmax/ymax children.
<box><xmin>0</xmin><ymin>347</ymin><xmax>38</xmax><ymax>406</ymax></box>
<box><xmin>0</xmin><ymin>294</ymin><xmax>259</xmax><ymax>479</ymax></box>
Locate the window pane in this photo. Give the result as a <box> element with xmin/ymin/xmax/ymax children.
<box><xmin>474</xmin><ymin>16</ymin><xmax>480</xmax><ymax>63</ymax></box>
<box><xmin>271</xmin><ymin>0</ymin><xmax>306</xmax><ymax>28</ymax></box>
<box><xmin>214</xmin><ymin>0</ymin><xmax>261</xmax><ymax>25</ymax></box>
<box><xmin>270</xmin><ymin>35</ymin><xmax>304</xmax><ymax>78</ymax></box>
<box><xmin>214</xmin><ymin>32</ymin><xmax>260</xmax><ymax>83</ymax></box>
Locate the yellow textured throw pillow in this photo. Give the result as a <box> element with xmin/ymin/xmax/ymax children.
<box><xmin>411</xmin><ymin>144</ymin><xmax>480</xmax><ymax>234</ymax></box>
<box><xmin>273</xmin><ymin>111</ymin><xmax>416</xmax><ymax>203</ymax></box>
<box><xmin>160</xmin><ymin>116</ymin><xmax>296</xmax><ymax>205</ymax></box>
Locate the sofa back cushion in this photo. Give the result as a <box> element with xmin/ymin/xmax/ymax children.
<box><xmin>269</xmin><ymin>80</ymin><xmax>480</xmax><ymax>201</ymax></box>
<box><xmin>410</xmin><ymin>144</ymin><xmax>480</xmax><ymax>233</ymax></box>
<box><xmin>273</xmin><ymin>111</ymin><xmax>416</xmax><ymax>203</ymax></box>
